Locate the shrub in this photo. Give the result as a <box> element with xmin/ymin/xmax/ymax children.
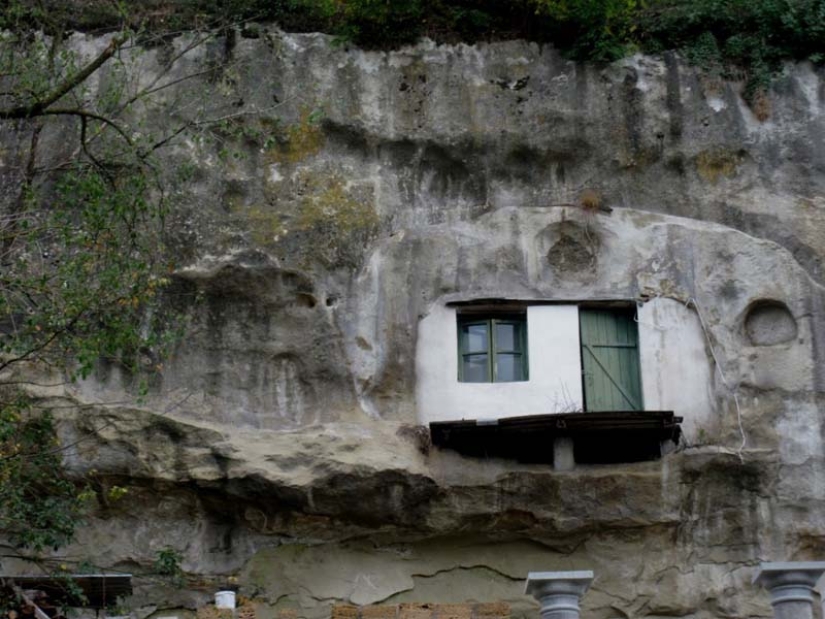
<box><xmin>530</xmin><ymin>0</ymin><xmax>643</xmax><ymax>61</ymax></box>
<box><xmin>641</xmin><ymin>0</ymin><xmax>825</xmax><ymax>101</ymax></box>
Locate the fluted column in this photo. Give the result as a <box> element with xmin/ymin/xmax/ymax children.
<box><xmin>525</xmin><ymin>571</ymin><xmax>594</xmax><ymax>619</ymax></box>
<box><xmin>753</xmin><ymin>562</ymin><xmax>825</xmax><ymax>619</ymax></box>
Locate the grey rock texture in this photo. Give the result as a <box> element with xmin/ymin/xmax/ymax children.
<box><xmin>3</xmin><ymin>27</ymin><xmax>825</xmax><ymax>619</ymax></box>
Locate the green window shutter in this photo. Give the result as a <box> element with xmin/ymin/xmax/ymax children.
<box><xmin>580</xmin><ymin>308</ymin><xmax>643</xmax><ymax>411</ymax></box>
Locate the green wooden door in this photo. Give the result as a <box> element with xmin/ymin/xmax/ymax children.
<box><xmin>580</xmin><ymin>308</ymin><xmax>643</xmax><ymax>411</ymax></box>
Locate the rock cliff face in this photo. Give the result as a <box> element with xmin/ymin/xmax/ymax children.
<box><xmin>4</xmin><ymin>28</ymin><xmax>825</xmax><ymax>619</ymax></box>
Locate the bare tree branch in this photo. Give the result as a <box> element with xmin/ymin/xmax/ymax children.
<box><xmin>0</xmin><ymin>34</ymin><xmax>127</xmax><ymax>120</ymax></box>
<box><xmin>0</xmin><ymin>419</ymin><xmax>116</xmax><ymax>463</ymax></box>
<box><xmin>0</xmin><ymin>312</ymin><xmax>84</xmax><ymax>374</ymax></box>
<box><xmin>13</xmin><ymin>585</ymin><xmax>52</xmax><ymax>619</ymax></box>
<box><xmin>41</xmin><ymin>107</ymin><xmax>134</xmax><ymax>147</ymax></box>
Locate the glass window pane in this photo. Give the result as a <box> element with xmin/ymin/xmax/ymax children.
<box><xmin>495</xmin><ymin>353</ymin><xmax>524</xmax><ymax>382</ymax></box>
<box><xmin>462</xmin><ymin>323</ymin><xmax>489</xmax><ymax>353</ymax></box>
<box><xmin>495</xmin><ymin>322</ymin><xmax>520</xmax><ymax>352</ymax></box>
<box><xmin>462</xmin><ymin>354</ymin><xmax>489</xmax><ymax>382</ymax></box>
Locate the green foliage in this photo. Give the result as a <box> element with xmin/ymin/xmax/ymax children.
<box><xmin>530</xmin><ymin>0</ymin><xmax>643</xmax><ymax>61</ymax></box>
<box><xmin>0</xmin><ymin>0</ymin><xmax>127</xmax><ymax>33</ymax></box>
<box><xmin>0</xmin><ymin>1</ymin><xmax>181</xmax><ymax>384</ymax></box>
<box><xmin>167</xmin><ymin>0</ymin><xmax>825</xmax><ymax>93</ymax></box>
<box><xmin>154</xmin><ymin>547</ymin><xmax>185</xmax><ymax>586</ymax></box>
<box><xmin>266</xmin><ymin>0</ymin><xmax>426</xmax><ymax>48</ymax></box>
<box><xmin>334</xmin><ymin>0</ymin><xmax>426</xmax><ymax>47</ymax></box>
<box><xmin>0</xmin><ymin>394</ymin><xmax>86</xmax><ymax>551</ymax></box>
<box><xmin>0</xmin><ymin>0</ymin><xmax>183</xmax><ymax>563</ymax></box>
<box><xmin>642</xmin><ymin>0</ymin><xmax>825</xmax><ymax>99</ymax></box>
<box><xmin>1</xmin><ymin>166</ymin><xmax>170</xmax><ymax>380</ymax></box>
<box><xmin>268</xmin><ymin>0</ymin><xmax>824</xmax><ymax>102</ymax></box>
<box><xmin>4</xmin><ymin>0</ymin><xmax>823</xmax><ymax>92</ymax></box>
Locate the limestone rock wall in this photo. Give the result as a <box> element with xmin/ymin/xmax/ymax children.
<box><xmin>3</xmin><ymin>27</ymin><xmax>825</xmax><ymax>619</ymax></box>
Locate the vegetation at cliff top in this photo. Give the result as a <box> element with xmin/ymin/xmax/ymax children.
<box><xmin>4</xmin><ymin>0</ymin><xmax>824</xmax><ymax>102</ymax></box>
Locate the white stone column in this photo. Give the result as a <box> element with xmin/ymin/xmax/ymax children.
<box><xmin>753</xmin><ymin>562</ymin><xmax>825</xmax><ymax>619</ymax></box>
<box><xmin>820</xmin><ymin>573</ymin><xmax>825</xmax><ymax>619</ymax></box>
<box><xmin>525</xmin><ymin>571</ymin><xmax>594</xmax><ymax>619</ymax></box>
<box><xmin>553</xmin><ymin>437</ymin><xmax>575</xmax><ymax>471</ymax></box>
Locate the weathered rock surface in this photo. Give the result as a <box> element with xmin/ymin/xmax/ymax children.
<box><xmin>3</xmin><ymin>27</ymin><xmax>825</xmax><ymax>619</ymax></box>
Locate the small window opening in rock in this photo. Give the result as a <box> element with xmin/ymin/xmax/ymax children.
<box><xmin>296</xmin><ymin>293</ymin><xmax>317</xmax><ymax>308</ymax></box>
<box><xmin>744</xmin><ymin>300</ymin><xmax>797</xmax><ymax>346</ymax></box>
<box><xmin>326</xmin><ymin>295</ymin><xmax>339</xmax><ymax>307</ymax></box>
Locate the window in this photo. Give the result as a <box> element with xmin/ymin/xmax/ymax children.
<box><xmin>457</xmin><ymin>314</ymin><xmax>527</xmax><ymax>382</ymax></box>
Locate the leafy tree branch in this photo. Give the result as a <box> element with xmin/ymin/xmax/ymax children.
<box><xmin>0</xmin><ymin>2</ymin><xmax>239</xmax><ymax>566</ymax></box>
<box><xmin>0</xmin><ymin>35</ymin><xmax>127</xmax><ymax>120</ymax></box>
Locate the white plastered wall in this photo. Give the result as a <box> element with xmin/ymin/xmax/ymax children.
<box><xmin>416</xmin><ymin>305</ymin><xmax>583</xmax><ymax>423</ymax></box>
<box><xmin>638</xmin><ymin>297</ymin><xmax>715</xmax><ymax>441</ymax></box>
<box><xmin>417</xmin><ymin>298</ymin><xmax>716</xmax><ymax>432</ymax></box>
